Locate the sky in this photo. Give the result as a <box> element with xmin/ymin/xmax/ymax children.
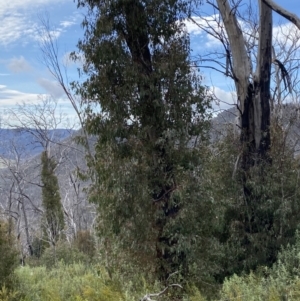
<box><xmin>1</xmin><ymin>0</ymin><xmax>300</xmax><ymax>127</ymax></box>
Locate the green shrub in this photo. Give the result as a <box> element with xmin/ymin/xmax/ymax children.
<box><xmin>13</xmin><ymin>261</ymin><xmax>192</xmax><ymax>301</ymax></box>
<box><xmin>0</xmin><ymin>286</ymin><xmax>22</xmax><ymax>301</ymax></box>
<box><xmin>272</xmin><ymin>230</ymin><xmax>300</xmax><ymax>279</ymax></box>
<box><xmin>74</xmin><ymin>231</ymin><xmax>96</xmax><ymax>259</ymax></box>
<box><xmin>218</xmin><ymin>233</ymin><xmax>300</xmax><ymax>300</ymax></box>
<box><xmin>14</xmin><ymin>263</ymin><xmax>127</xmax><ymax>301</ymax></box>
<box><xmin>39</xmin><ymin>241</ymin><xmax>88</xmax><ymax>268</ymax></box>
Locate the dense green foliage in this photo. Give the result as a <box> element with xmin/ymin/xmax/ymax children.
<box><xmin>14</xmin><ymin>263</ymin><xmax>125</xmax><ymax>301</ymax></box>
<box><xmin>0</xmin><ymin>220</ymin><xmax>18</xmax><ymax>289</ymax></box>
<box><xmin>74</xmin><ymin>230</ymin><xmax>96</xmax><ymax>259</ymax></box>
<box><xmin>199</xmin><ymin>123</ymin><xmax>300</xmax><ymax>283</ymax></box>
<box><xmin>41</xmin><ymin>151</ymin><xmax>64</xmax><ymax>244</ymax></box>
<box><xmin>74</xmin><ymin>0</ymin><xmax>212</xmax><ymax>279</ymax></box>
<box><xmin>3</xmin><ymin>1</ymin><xmax>300</xmax><ymax>301</ymax></box>
<box><xmin>39</xmin><ymin>241</ymin><xmax>90</xmax><ymax>268</ymax></box>
<box><xmin>218</xmin><ymin>232</ymin><xmax>300</xmax><ymax>301</ymax></box>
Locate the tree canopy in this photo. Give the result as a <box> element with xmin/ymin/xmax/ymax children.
<box><xmin>74</xmin><ymin>0</ymin><xmax>212</xmax><ymax>278</ymax></box>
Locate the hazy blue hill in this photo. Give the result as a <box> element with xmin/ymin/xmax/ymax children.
<box><xmin>0</xmin><ymin>128</ymin><xmax>75</xmax><ymax>159</ymax></box>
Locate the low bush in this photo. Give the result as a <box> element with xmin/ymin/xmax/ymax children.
<box><xmin>39</xmin><ymin>241</ymin><xmax>89</xmax><ymax>268</ymax></box>
<box><xmin>218</xmin><ymin>232</ymin><xmax>300</xmax><ymax>300</ymax></box>
<box><xmin>14</xmin><ymin>263</ymin><xmax>124</xmax><ymax>301</ymax></box>
<box><xmin>12</xmin><ymin>262</ymin><xmax>189</xmax><ymax>301</ymax></box>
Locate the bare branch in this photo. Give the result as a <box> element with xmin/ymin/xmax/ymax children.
<box><xmin>38</xmin><ymin>13</ymin><xmax>94</xmax><ymax>161</ymax></box>
<box><xmin>262</xmin><ymin>0</ymin><xmax>300</xmax><ymax>30</ymax></box>
<box><xmin>139</xmin><ymin>284</ymin><xmax>183</xmax><ymax>301</ymax></box>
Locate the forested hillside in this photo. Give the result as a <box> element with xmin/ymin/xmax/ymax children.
<box><xmin>1</xmin><ymin>0</ymin><xmax>300</xmax><ymax>300</ymax></box>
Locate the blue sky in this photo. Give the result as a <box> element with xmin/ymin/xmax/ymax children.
<box><xmin>0</xmin><ymin>0</ymin><xmax>81</xmax><ymax>126</ymax></box>
<box><xmin>1</xmin><ymin>0</ymin><xmax>300</xmax><ymax>126</ymax></box>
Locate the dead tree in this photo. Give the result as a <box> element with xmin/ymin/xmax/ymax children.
<box><xmin>190</xmin><ymin>0</ymin><xmax>300</xmax><ymax>271</ymax></box>
<box><xmin>194</xmin><ymin>0</ymin><xmax>300</xmax><ymax>168</ymax></box>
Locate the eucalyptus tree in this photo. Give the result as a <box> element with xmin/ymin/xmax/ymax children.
<box><xmin>74</xmin><ymin>0</ymin><xmax>212</xmax><ymax>278</ymax></box>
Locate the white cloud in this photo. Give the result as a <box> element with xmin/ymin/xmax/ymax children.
<box><xmin>7</xmin><ymin>56</ymin><xmax>32</xmax><ymax>73</ymax></box>
<box><xmin>205</xmin><ymin>33</ymin><xmax>223</xmax><ymax>48</ymax></box>
<box><xmin>0</xmin><ymin>85</ymin><xmax>44</xmax><ymax>106</ymax></box>
<box><xmin>62</xmin><ymin>51</ymin><xmax>86</xmax><ymax>67</ymax></box>
<box><xmin>0</xmin><ymin>85</ymin><xmax>79</xmax><ymax>127</ymax></box>
<box><xmin>209</xmin><ymin>86</ymin><xmax>237</xmax><ymax>111</ymax></box>
<box><xmin>33</xmin><ymin>27</ymin><xmax>62</xmax><ymax>43</ymax></box>
<box><xmin>60</xmin><ymin>20</ymin><xmax>76</xmax><ymax>28</ymax></box>
<box><xmin>37</xmin><ymin>78</ymin><xmax>65</xmax><ymax>98</ymax></box>
<box><xmin>0</xmin><ymin>0</ymin><xmax>76</xmax><ymax>46</ymax></box>
<box><xmin>62</xmin><ymin>52</ymin><xmax>74</xmax><ymax>66</ymax></box>
<box><xmin>183</xmin><ymin>17</ymin><xmax>204</xmax><ymax>36</ymax></box>
<box><xmin>1</xmin><ymin>0</ymin><xmax>68</xmax><ymax>14</ymax></box>
<box><xmin>184</xmin><ymin>15</ymin><xmax>225</xmax><ymax>48</ymax></box>
<box><xmin>186</xmin><ymin>13</ymin><xmax>300</xmax><ymax>51</ymax></box>
<box><xmin>0</xmin><ymin>13</ymin><xmax>35</xmax><ymax>46</ymax></box>
<box><xmin>273</xmin><ymin>23</ymin><xmax>300</xmax><ymax>48</ymax></box>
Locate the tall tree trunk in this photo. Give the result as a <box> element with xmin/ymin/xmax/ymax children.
<box><xmin>240</xmin><ymin>1</ymin><xmax>272</xmax><ymax>170</ymax></box>
<box><xmin>21</xmin><ymin>199</ymin><xmax>33</xmax><ymax>256</ymax></box>
<box><xmin>217</xmin><ymin>0</ymin><xmax>272</xmax><ymax>169</ymax></box>
<box><xmin>122</xmin><ymin>1</ymin><xmax>179</xmax><ymax>278</ymax></box>
<box><xmin>215</xmin><ymin>0</ymin><xmax>283</xmax><ymax>271</ymax></box>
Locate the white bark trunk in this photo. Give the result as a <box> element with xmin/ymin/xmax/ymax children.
<box><xmin>216</xmin><ymin>0</ymin><xmax>251</xmax><ymax>113</ymax></box>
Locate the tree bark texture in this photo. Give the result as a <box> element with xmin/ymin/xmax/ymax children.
<box><xmin>241</xmin><ymin>1</ymin><xmax>272</xmax><ymax>168</ymax></box>
<box><xmin>216</xmin><ymin>0</ymin><xmax>272</xmax><ymax>169</ymax></box>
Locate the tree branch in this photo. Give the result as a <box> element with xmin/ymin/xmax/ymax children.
<box><xmin>262</xmin><ymin>0</ymin><xmax>300</xmax><ymax>30</ymax></box>
<box><xmin>139</xmin><ymin>284</ymin><xmax>183</xmax><ymax>301</ymax></box>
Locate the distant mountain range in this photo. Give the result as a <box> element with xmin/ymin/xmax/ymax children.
<box><xmin>0</xmin><ymin>104</ymin><xmax>299</xmax><ymax>161</ymax></box>
<box><xmin>0</xmin><ymin>128</ymin><xmax>75</xmax><ymax>160</ymax></box>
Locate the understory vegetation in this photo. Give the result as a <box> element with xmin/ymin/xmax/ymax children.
<box><xmin>4</xmin><ymin>227</ymin><xmax>300</xmax><ymax>300</ymax></box>
<box><xmin>1</xmin><ymin>0</ymin><xmax>300</xmax><ymax>300</ymax></box>
<box><xmin>2</xmin><ymin>124</ymin><xmax>300</xmax><ymax>300</ymax></box>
